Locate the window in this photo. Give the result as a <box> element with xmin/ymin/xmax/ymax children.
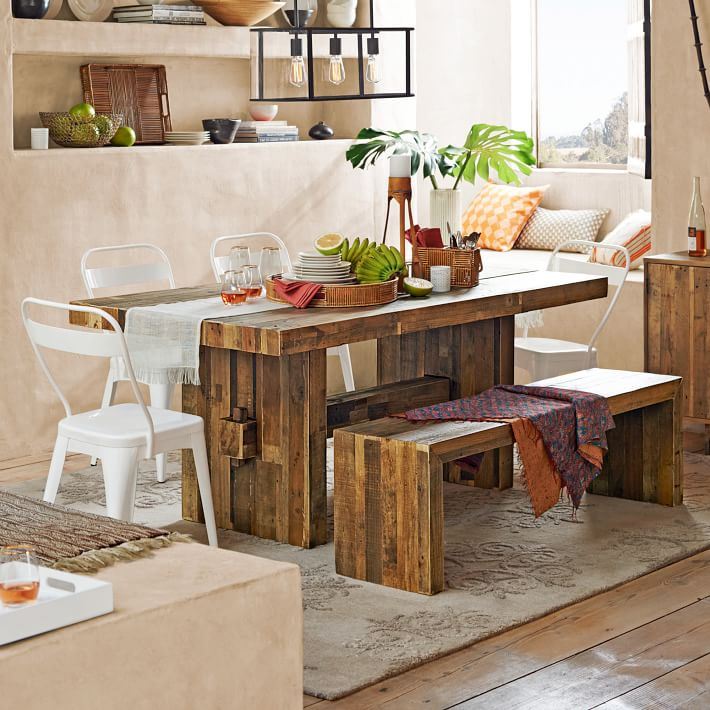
<box><xmin>534</xmin><ymin>0</ymin><xmax>648</xmax><ymax>172</ymax></box>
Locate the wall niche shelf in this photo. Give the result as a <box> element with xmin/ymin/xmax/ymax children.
<box><xmin>11</xmin><ymin>18</ymin><xmax>252</xmax><ymax>59</ymax></box>
<box><xmin>11</xmin><ymin>18</ymin><xmax>363</xmax><ymax>60</ymax></box>
<box><xmin>12</xmin><ymin>139</ymin><xmax>355</xmax><ymax>157</ymax></box>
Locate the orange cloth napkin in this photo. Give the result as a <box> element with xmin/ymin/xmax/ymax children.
<box><xmin>272</xmin><ymin>277</ymin><xmax>322</xmax><ymax>309</ymax></box>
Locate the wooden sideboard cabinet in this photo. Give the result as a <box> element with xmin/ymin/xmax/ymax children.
<box><xmin>645</xmin><ymin>252</ymin><xmax>710</xmax><ymax>451</ymax></box>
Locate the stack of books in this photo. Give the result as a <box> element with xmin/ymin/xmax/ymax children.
<box><xmin>234</xmin><ymin>121</ymin><xmax>299</xmax><ymax>143</ymax></box>
<box><xmin>112</xmin><ymin>5</ymin><xmax>206</xmax><ymax>25</ymax></box>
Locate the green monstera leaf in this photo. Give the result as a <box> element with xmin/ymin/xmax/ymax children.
<box><xmin>346</xmin><ymin>124</ymin><xmax>536</xmax><ymax>190</ymax></box>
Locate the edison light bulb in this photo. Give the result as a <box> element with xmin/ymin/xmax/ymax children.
<box><xmin>327</xmin><ymin>55</ymin><xmax>346</xmax><ymax>85</ymax></box>
<box><xmin>365</xmin><ymin>54</ymin><xmax>381</xmax><ymax>84</ymax></box>
<box><xmin>289</xmin><ymin>55</ymin><xmax>307</xmax><ymax>88</ymax></box>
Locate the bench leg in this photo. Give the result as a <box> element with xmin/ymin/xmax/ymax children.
<box><xmin>334</xmin><ymin>430</ymin><xmax>444</xmax><ymax>595</ymax></box>
<box><xmin>589</xmin><ymin>386</ymin><xmax>683</xmax><ymax>506</ymax></box>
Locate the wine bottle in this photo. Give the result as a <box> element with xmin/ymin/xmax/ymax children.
<box><xmin>688</xmin><ymin>176</ymin><xmax>707</xmax><ymax>257</ymax></box>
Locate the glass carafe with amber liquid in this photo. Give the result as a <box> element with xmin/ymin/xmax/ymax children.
<box><xmin>689</xmin><ymin>176</ymin><xmax>707</xmax><ymax>257</ymax></box>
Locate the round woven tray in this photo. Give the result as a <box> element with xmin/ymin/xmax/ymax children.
<box><xmin>266</xmin><ymin>277</ymin><xmax>398</xmax><ymax>308</ymax></box>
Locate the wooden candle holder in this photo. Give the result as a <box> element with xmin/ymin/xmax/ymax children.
<box><xmin>383</xmin><ymin>177</ymin><xmax>415</xmax><ymax>258</ymax></box>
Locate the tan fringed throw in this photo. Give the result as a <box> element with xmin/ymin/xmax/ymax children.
<box><xmin>0</xmin><ymin>491</ymin><xmax>190</xmax><ymax>573</ymax></box>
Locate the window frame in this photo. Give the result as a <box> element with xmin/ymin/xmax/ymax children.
<box><xmin>531</xmin><ymin>0</ymin><xmax>652</xmax><ymax>175</ymax></box>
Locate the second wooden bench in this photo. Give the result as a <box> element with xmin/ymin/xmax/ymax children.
<box><xmin>334</xmin><ymin>369</ymin><xmax>683</xmax><ymax>595</ymax></box>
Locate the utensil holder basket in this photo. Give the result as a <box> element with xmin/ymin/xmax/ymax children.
<box><xmin>413</xmin><ymin>247</ymin><xmax>482</xmax><ymax>288</ymax></box>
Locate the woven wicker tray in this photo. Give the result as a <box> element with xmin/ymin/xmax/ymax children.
<box><xmin>81</xmin><ymin>64</ymin><xmax>172</xmax><ymax>145</ymax></box>
<box><xmin>266</xmin><ymin>277</ymin><xmax>398</xmax><ymax>308</ymax></box>
<box><xmin>413</xmin><ymin>247</ymin><xmax>483</xmax><ymax>288</ymax></box>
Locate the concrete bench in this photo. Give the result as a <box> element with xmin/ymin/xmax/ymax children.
<box><xmin>334</xmin><ymin>369</ymin><xmax>683</xmax><ymax>595</ymax></box>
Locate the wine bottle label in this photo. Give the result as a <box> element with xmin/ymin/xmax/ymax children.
<box><xmin>689</xmin><ymin>227</ymin><xmax>699</xmax><ymax>251</ymax></box>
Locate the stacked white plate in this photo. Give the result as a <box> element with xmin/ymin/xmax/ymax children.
<box><xmin>164</xmin><ymin>131</ymin><xmax>210</xmax><ymax>146</ymax></box>
<box><xmin>285</xmin><ymin>251</ymin><xmax>356</xmax><ymax>284</ymax></box>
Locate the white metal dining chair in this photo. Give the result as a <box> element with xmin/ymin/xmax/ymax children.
<box><xmin>81</xmin><ymin>243</ymin><xmax>176</xmax><ymax>482</ymax></box>
<box><xmin>210</xmin><ymin>232</ymin><xmax>356</xmax><ymax>392</ymax></box>
<box><xmin>514</xmin><ymin>240</ymin><xmax>631</xmax><ymax>381</ymax></box>
<box><xmin>21</xmin><ymin>298</ymin><xmax>218</xmax><ymax>546</ymax></box>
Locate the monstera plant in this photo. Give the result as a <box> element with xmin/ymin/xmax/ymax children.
<box><xmin>346</xmin><ymin>123</ymin><xmax>536</xmax><ymax>237</ymax></box>
<box><xmin>346</xmin><ymin>124</ymin><xmax>535</xmax><ymax>189</ymax></box>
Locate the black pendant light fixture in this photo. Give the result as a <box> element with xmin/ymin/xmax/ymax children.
<box><xmin>250</xmin><ymin>0</ymin><xmax>414</xmax><ymax>102</ymax></box>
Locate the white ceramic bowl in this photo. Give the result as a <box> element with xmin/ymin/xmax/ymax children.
<box><xmin>249</xmin><ymin>103</ymin><xmax>279</xmax><ymax>121</ymax></box>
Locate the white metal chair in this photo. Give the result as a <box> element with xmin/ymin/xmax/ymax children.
<box><xmin>81</xmin><ymin>244</ymin><xmax>176</xmax><ymax>482</ymax></box>
<box><xmin>21</xmin><ymin>298</ymin><xmax>218</xmax><ymax>546</ymax></box>
<box><xmin>514</xmin><ymin>240</ymin><xmax>631</xmax><ymax>381</ymax></box>
<box><xmin>210</xmin><ymin>232</ymin><xmax>356</xmax><ymax>392</ymax></box>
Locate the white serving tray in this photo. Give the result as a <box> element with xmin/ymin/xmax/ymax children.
<box><xmin>0</xmin><ymin>566</ymin><xmax>113</xmax><ymax>646</ymax></box>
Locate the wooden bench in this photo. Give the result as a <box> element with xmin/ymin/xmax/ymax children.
<box><xmin>334</xmin><ymin>369</ymin><xmax>683</xmax><ymax>595</ymax></box>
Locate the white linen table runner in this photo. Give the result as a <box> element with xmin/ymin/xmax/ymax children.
<box><xmin>125</xmin><ymin>297</ymin><xmax>288</xmax><ymax>386</ymax></box>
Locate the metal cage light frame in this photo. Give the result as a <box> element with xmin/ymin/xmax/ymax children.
<box><xmin>250</xmin><ymin>0</ymin><xmax>414</xmax><ymax>102</ymax></box>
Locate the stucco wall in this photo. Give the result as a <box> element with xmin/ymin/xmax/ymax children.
<box><xmin>0</xmin><ymin>2</ymin><xmax>415</xmax><ymax>460</ymax></box>
<box><xmin>653</xmin><ymin>1</ymin><xmax>710</xmax><ymax>253</ymax></box>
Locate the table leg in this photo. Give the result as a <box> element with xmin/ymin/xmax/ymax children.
<box><xmin>254</xmin><ymin>350</ymin><xmax>328</xmax><ymax>548</ymax></box>
<box><xmin>377</xmin><ymin>316</ymin><xmax>514</xmax><ymax>490</ymax></box>
<box><xmin>182</xmin><ymin>345</ymin><xmax>235</xmax><ymax>530</ymax></box>
<box><xmin>183</xmin><ymin>347</ymin><xmax>328</xmax><ymax>548</ymax></box>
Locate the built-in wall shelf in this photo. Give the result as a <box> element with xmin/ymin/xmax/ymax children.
<box><xmin>11</xmin><ymin>18</ymin><xmax>364</xmax><ymax>60</ymax></box>
<box><xmin>12</xmin><ymin>138</ymin><xmax>354</xmax><ymax>157</ymax></box>
<box><xmin>11</xmin><ymin>18</ymin><xmax>253</xmax><ymax>59</ymax></box>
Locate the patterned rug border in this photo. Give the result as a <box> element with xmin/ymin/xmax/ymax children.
<box><xmin>305</xmin><ymin>537</ymin><xmax>710</xmax><ymax>700</ymax></box>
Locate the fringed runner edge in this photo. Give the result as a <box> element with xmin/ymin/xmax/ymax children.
<box><xmin>52</xmin><ymin>531</ymin><xmax>193</xmax><ymax>574</ymax></box>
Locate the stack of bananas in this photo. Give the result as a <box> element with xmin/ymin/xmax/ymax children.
<box><xmin>340</xmin><ymin>238</ymin><xmax>406</xmax><ymax>284</ymax></box>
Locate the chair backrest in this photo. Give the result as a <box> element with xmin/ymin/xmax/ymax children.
<box><xmin>210</xmin><ymin>232</ymin><xmax>293</xmax><ymax>280</ymax></box>
<box><xmin>81</xmin><ymin>243</ymin><xmax>175</xmax><ymax>298</ymax></box>
<box><xmin>547</xmin><ymin>240</ymin><xmax>631</xmax><ymax>354</ymax></box>
<box><xmin>21</xmin><ymin>298</ymin><xmax>155</xmax><ymax>457</ymax></box>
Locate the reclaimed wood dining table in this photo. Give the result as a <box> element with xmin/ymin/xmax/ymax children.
<box><xmin>72</xmin><ymin>267</ymin><xmax>608</xmax><ymax>548</ymax></box>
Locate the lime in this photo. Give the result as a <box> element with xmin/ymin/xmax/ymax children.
<box><xmin>110</xmin><ymin>126</ymin><xmax>137</xmax><ymax>147</ymax></box>
<box><xmin>403</xmin><ymin>277</ymin><xmax>433</xmax><ymax>297</ymax></box>
<box><xmin>71</xmin><ymin>123</ymin><xmax>100</xmax><ymax>144</ymax></box>
<box><xmin>69</xmin><ymin>103</ymin><xmax>96</xmax><ymax>123</ymax></box>
<box><xmin>314</xmin><ymin>233</ymin><xmax>345</xmax><ymax>256</ymax></box>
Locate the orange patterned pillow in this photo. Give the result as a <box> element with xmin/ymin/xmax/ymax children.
<box><xmin>462</xmin><ymin>183</ymin><xmax>548</xmax><ymax>251</ymax></box>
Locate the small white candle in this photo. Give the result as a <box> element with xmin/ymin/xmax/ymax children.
<box><xmin>389</xmin><ymin>154</ymin><xmax>411</xmax><ymax>178</ymax></box>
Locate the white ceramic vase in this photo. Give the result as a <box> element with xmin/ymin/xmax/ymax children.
<box><xmin>327</xmin><ymin>0</ymin><xmax>357</xmax><ymax>27</ymax></box>
<box><xmin>429</xmin><ymin>189</ymin><xmax>462</xmax><ymax>241</ymax></box>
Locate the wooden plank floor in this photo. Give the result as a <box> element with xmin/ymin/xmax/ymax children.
<box><xmin>4</xmin><ymin>431</ymin><xmax>710</xmax><ymax>709</ymax></box>
<box><xmin>304</xmin><ymin>426</ymin><xmax>710</xmax><ymax>709</ymax></box>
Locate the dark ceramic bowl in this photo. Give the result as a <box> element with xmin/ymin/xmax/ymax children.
<box><xmin>284</xmin><ymin>9</ymin><xmax>314</xmax><ymax>27</ymax></box>
<box><xmin>12</xmin><ymin>0</ymin><xmax>49</xmax><ymax>18</ymax></box>
<box><xmin>202</xmin><ymin>119</ymin><xmax>241</xmax><ymax>145</ymax></box>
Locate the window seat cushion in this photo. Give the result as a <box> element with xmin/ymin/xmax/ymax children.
<box><xmin>480</xmin><ymin>248</ymin><xmax>644</xmax><ymax>284</ymax></box>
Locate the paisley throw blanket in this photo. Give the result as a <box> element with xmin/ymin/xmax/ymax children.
<box><xmin>404</xmin><ymin>385</ymin><xmax>615</xmax><ymax>516</ymax></box>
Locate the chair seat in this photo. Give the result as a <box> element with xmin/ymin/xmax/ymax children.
<box><xmin>515</xmin><ymin>337</ymin><xmax>596</xmax><ymax>355</ymax></box>
<box><xmin>58</xmin><ymin>404</ymin><xmax>203</xmax><ymax>449</ymax></box>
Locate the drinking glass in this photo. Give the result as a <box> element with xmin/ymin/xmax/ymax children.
<box><xmin>243</xmin><ymin>265</ymin><xmax>263</xmax><ymax>299</ymax></box>
<box><xmin>229</xmin><ymin>246</ymin><xmax>251</xmax><ymax>272</ymax></box>
<box><xmin>259</xmin><ymin>247</ymin><xmax>284</xmax><ymax>279</ymax></box>
<box><xmin>221</xmin><ymin>269</ymin><xmax>248</xmax><ymax>306</ymax></box>
<box><xmin>0</xmin><ymin>545</ymin><xmax>40</xmax><ymax>607</ymax></box>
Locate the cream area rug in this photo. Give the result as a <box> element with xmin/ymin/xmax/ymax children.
<box><xmin>7</xmin><ymin>446</ymin><xmax>710</xmax><ymax>700</ymax></box>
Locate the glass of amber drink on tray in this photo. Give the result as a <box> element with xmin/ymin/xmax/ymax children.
<box><xmin>0</xmin><ymin>545</ymin><xmax>40</xmax><ymax>607</ymax></box>
<box><xmin>221</xmin><ymin>269</ymin><xmax>248</xmax><ymax>305</ymax></box>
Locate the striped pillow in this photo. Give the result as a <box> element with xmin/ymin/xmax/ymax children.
<box><xmin>590</xmin><ymin>210</ymin><xmax>652</xmax><ymax>269</ymax></box>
